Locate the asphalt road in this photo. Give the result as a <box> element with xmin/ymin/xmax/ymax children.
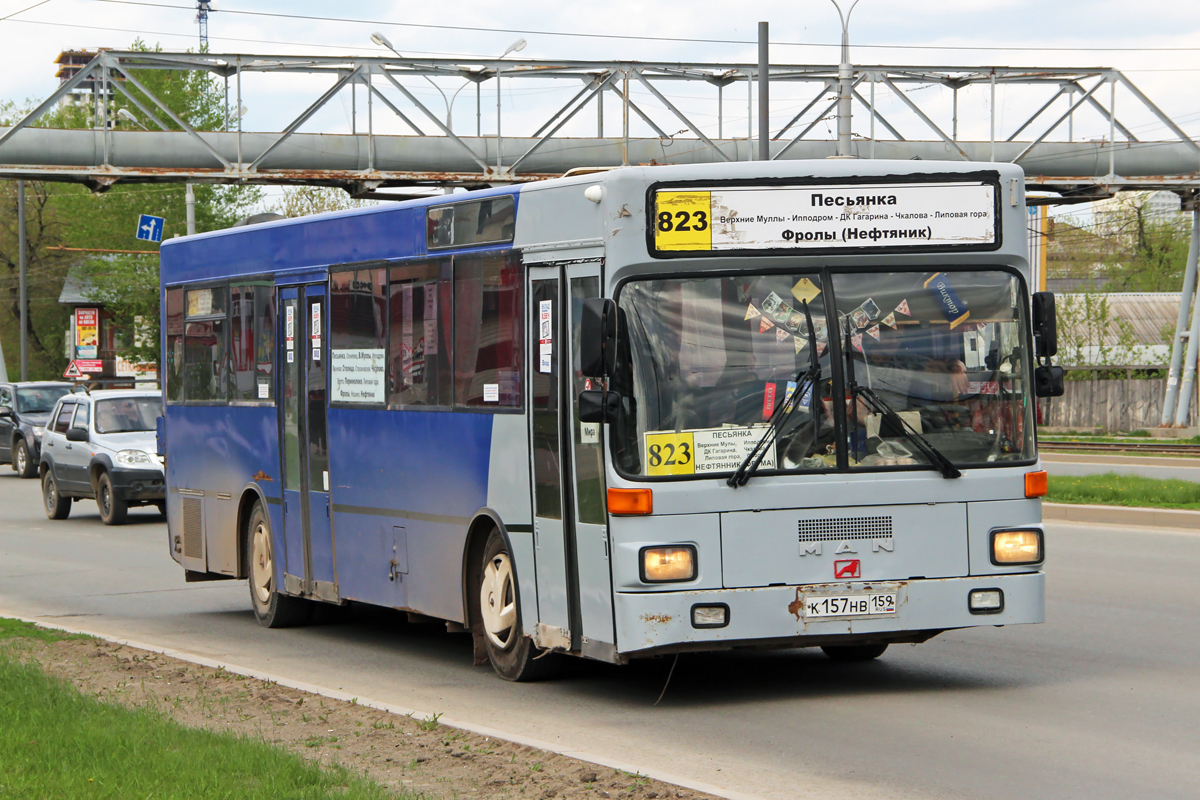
<box><xmin>1</xmin><ymin>470</ymin><xmax>1198</xmax><ymax>800</ymax></box>
<box><xmin>1043</xmin><ymin>452</ymin><xmax>1200</xmax><ymax>482</ymax></box>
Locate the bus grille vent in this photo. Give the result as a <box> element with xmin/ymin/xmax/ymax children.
<box><xmin>182</xmin><ymin>497</ymin><xmax>203</xmax><ymax>560</ymax></box>
<box><xmin>798</xmin><ymin>515</ymin><xmax>893</xmax><ymax>543</ymax></box>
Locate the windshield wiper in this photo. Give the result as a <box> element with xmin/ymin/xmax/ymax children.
<box><xmin>728</xmin><ymin>302</ymin><xmax>821</xmax><ymax>488</ymax></box>
<box><xmin>843</xmin><ymin>331</ymin><xmax>961</xmax><ymax>479</ymax></box>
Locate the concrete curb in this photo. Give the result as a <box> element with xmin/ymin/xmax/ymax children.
<box><xmin>1</xmin><ymin>612</ymin><xmax>771</xmax><ymax>800</ymax></box>
<box><xmin>1043</xmin><ymin>502</ymin><xmax>1200</xmax><ymax>530</ymax></box>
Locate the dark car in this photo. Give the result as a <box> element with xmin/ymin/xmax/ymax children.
<box><xmin>0</xmin><ymin>382</ymin><xmax>73</xmax><ymax>478</ymax></box>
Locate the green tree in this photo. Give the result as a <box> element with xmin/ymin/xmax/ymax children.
<box><xmin>0</xmin><ymin>41</ymin><xmax>261</xmax><ymax>379</ymax></box>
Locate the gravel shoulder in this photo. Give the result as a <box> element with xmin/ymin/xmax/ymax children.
<box><xmin>1</xmin><ymin>631</ymin><xmax>714</xmax><ymax>800</ymax></box>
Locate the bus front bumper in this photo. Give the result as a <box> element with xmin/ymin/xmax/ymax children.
<box><xmin>613</xmin><ymin>572</ymin><xmax>1043</xmax><ymax>658</ymax></box>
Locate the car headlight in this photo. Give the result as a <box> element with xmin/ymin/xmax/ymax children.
<box><xmin>640</xmin><ymin>545</ymin><xmax>697</xmax><ymax>583</ymax></box>
<box><xmin>116</xmin><ymin>449</ymin><xmax>154</xmax><ymax>466</ymax></box>
<box><xmin>32</xmin><ymin>426</ymin><xmax>45</xmax><ymax>440</ymax></box>
<box><xmin>991</xmin><ymin>529</ymin><xmax>1044</xmax><ymax>565</ymax></box>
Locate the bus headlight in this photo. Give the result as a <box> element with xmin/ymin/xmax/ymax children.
<box><xmin>640</xmin><ymin>545</ymin><xmax>696</xmax><ymax>583</ymax></box>
<box><xmin>116</xmin><ymin>449</ymin><xmax>154</xmax><ymax>466</ymax></box>
<box><xmin>991</xmin><ymin>529</ymin><xmax>1043</xmax><ymax>565</ymax></box>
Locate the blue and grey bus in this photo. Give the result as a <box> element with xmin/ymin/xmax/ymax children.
<box><xmin>160</xmin><ymin>159</ymin><xmax>1059</xmax><ymax>680</ymax></box>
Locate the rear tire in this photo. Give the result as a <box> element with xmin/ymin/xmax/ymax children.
<box><xmin>475</xmin><ymin>528</ymin><xmax>556</xmax><ymax>681</ymax></box>
<box><xmin>42</xmin><ymin>471</ymin><xmax>71</xmax><ymax>520</ymax></box>
<box><xmin>97</xmin><ymin>472</ymin><xmax>127</xmax><ymax>525</ymax></box>
<box><xmin>821</xmin><ymin>643</ymin><xmax>888</xmax><ymax>662</ymax></box>
<box><xmin>245</xmin><ymin>501</ymin><xmax>310</xmax><ymax>628</ymax></box>
<box><xmin>14</xmin><ymin>440</ymin><xmax>36</xmax><ymax>479</ymax></box>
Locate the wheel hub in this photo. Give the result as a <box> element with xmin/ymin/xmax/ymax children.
<box><xmin>251</xmin><ymin>522</ymin><xmax>273</xmax><ymax>606</ymax></box>
<box><xmin>479</xmin><ymin>554</ymin><xmax>517</xmax><ymax>649</ymax></box>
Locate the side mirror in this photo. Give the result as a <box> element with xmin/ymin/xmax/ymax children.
<box><xmin>580</xmin><ymin>298</ymin><xmax>617</xmax><ymax>378</ymax></box>
<box><xmin>578</xmin><ymin>389</ymin><xmax>619</xmax><ymax>423</ymax></box>
<box><xmin>1032</xmin><ymin>292</ymin><xmax>1058</xmax><ymax>359</ymax></box>
<box><xmin>0</xmin><ymin>407</ymin><xmax>11</xmax><ymax>418</ymax></box>
<box><xmin>156</xmin><ymin>415</ymin><xmax>165</xmax><ymax>457</ymax></box>
<box><xmin>1034</xmin><ymin>365</ymin><xmax>1065</xmax><ymax>398</ymax></box>
<box><xmin>66</xmin><ymin>427</ymin><xmax>89</xmax><ymax>442</ymax></box>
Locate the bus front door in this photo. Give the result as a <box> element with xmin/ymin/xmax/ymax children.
<box><xmin>528</xmin><ymin>262</ymin><xmax>614</xmax><ymax>658</ymax></box>
<box><xmin>278</xmin><ymin>283</ymin><xmax>338</xmax><ymax>602</ymax></box>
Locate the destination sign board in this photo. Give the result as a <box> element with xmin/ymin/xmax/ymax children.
<box><xmin>652</xmin><ymin>181</ymin><xmax>997</xmax><ymax>254</ymax></box>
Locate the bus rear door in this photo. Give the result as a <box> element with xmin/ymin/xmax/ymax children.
<box><xmin>528</xmin><ymin>261</ymin><xmax>614</xmax><ymax>658</ymax></box>
<box><xmin>278</xmin><ymin>283</ymin><xmax>338</xmax><ymax>602</ymax></box>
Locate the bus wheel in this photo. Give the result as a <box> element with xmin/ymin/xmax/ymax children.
<box><xmin>245</xmin><ymin>501</ymin><xmax>309</xmax><ymax>628</ymax></box>
<box><xmin>97</xmin><ymin>473</ymin><xmax>128</xmax><ymax>526</ymax></box>
<box><xmin>476</xmin><ymin>529</ymin><xmax>555</xmax><ymax>682</ymax></box>
<box><xmin>42</xmin><ymin>471</ymin><xmax>71</xmax><ymax>520</ymax></box>
<box><xmin>821</xmin><ymin>643</ymin><xmax>888</xmax><ymax>662</ymax></box>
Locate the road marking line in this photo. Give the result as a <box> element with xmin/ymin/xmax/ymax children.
<box><xmin>0</xmin><ymin>611</ymin><xmax>772</xmax><ymax>800</ymax></box>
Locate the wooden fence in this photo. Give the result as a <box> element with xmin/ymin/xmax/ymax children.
<box><xmin>1038</xmin><ymin>377</ymin><xmax>1198</xmax><ymax>431</ymax></box>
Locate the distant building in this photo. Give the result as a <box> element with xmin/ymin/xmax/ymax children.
<box><xmin>53</xmin><ymin>49</ymin><xmax>114</xmax><ymax>108</ymax></box>
<box><xmin>1092</xmin><ymin>190</ymin><xmax>1187</xmax><ymax>238</ymax></box>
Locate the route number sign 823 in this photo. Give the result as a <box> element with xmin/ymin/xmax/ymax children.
<box><xmin>654</xmin><ymin>191</ymin><xmax>713</xmax><ymax>251</ymax></box>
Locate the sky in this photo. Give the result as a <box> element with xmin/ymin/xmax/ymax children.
<box><xmin>3</xmin><ymin>0</ymin><xmax>1200</xmax><ymax>214</ymax></box>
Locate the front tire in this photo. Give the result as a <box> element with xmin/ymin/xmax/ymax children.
<box><xmin>42</xmin><ymin>471</ymin><xmax>71</xmax><ymax>520</ymax></box>
<box><xmin>14</xmin><ymin>440</ymin><xmax>36</xmax><ymax>478</ymax></box>
<box><xmin>821</xmin><ymin>643</ymin><xmax>889</xmax><ymax>662</ymax></box>
<box><xmin>245</xmin><ymin>501</ymin><xmax>309</xmax><ymax>628</ymax></box>
<box><xmin>96</xmin><ymin>472</ymin><xmax>128</xmax><ymax>525</ymax></box>
<box><xmin>475</xmin><ymin>528</ymin><xmax>556</xmax><ymax>681</ymax></box>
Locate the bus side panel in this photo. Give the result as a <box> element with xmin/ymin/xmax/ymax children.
<box><xmin>166</xmin><ymin>405</ymin><xmax>281</xmax><ymax>575</ymax></box>
<box><xmin>327</xmin><ymin>407</ymin><xmax>494</xmax><ymax>622</ymax></box>
<box><xmin>485</xmin><ymin>413</ymin><xmax>537</xmax><ymax>633</ymax></box>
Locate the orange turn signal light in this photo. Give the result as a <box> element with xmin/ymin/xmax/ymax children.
<box><xmin>607</xmin><ymin>488</ymin><xmax>653</xmax><ymax>515</ymax></box>
<box><xmin>1025</xmin><ymin>470</ymin><xmax>1048</xmax><ymax>498</ymax></box>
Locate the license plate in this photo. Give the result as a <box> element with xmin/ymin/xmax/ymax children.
<box><xmin>802</xmin><ymin>592</ymin><xmax>897</xmax><ymax>618</ymax></box>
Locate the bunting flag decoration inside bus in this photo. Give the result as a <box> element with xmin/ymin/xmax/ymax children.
<box><xmin>851</xmin><ymin>333</ymin><xmax>864</xmax><ymax>352</ymax></box>
<box><xmin>758</xmin><ymin>315</ymin><xmax>775</xmax><ymax>333</ymax></box>
<box><xmin>895</xmin><ymin>298</ymin><xmax>911</xmax><ymax>316</ymax></box>
<box><xmin>776</xmin><ymin>327</ymin><xmax>790</xmax><ymax>343</ymax></box>
<box><xmin>744</xmin><ymin>303</ymin><xmax>761</xmax><ymax>321</ymax></box>
<box><xmin>923</xmin><ymin>272</ymin><xmax>971</xmax><ymax>329</ymax></box>
<box><xmin>881</xmin><ymin>312</ymin><xmax>897</xmax><ymax>328</ymax></box>
<box><xmin>795</xmin><ymin>335</ymin><xmax>807</xmax><ymax>353</ymax></box>
<box><xmin>867</xmin><ymin>324</ymin><xmax>881</xmax><ymax>340</ymax></box>
<box><xmin>652</xmin><ymin>181</ymin><xmax>997</xmax><ymax>254</ymax></box>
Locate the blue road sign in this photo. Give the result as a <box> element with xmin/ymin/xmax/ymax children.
<box><xmin>136</xmin><ymin>214</ymin><xmax>165</xmax><ymax>243</ymax></box>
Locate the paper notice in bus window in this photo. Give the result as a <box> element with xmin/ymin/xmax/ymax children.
<box><xmin>539</xmin><ymin>300</ymin><xmax>553</xmax><ymax>342</ymax></box>
<box><xmin>483</xmin><ymin>383</ymin><xmax>500</xmax><ymax>402</ymax></box>
<box><xmin>644</xmin><ymin>425</ymin><xmax>774</xmax><ymax>476</ymax></box>
<box><xmin>580</xmin><ymin>422</ymin><xmax>600</xmax><ymax>444</ymax></box>
<box><xmin>330</xmin><ymin>348</ymin><xmax>385</xmax><ymax>403</ymax></box>
<box><xmin>539</xmin><ymin>342</ymin><xmax>553</xmax><ymax>374</ymax></box>
<box><xmin>423</xmin><ymin>287</ymin><xmax>438</xmax><ymax>355</ymax></box>
<box><xmin>257</xmin><ymin>382</ymin><xmax>269</xmax><ymax>399</ymax></box>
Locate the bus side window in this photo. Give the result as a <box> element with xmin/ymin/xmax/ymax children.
<box><xmin>165</xmin><ymin>287</ymin><xmax>185</xmax><ymax>404</ymax></box>
<box><xmin>388</xmin><ymin>261</ymin><xmax>453</xmax><ymax>408</ymax></box>
<box><xmin>184</xmin><ymin>286</ymin><xmax>229</xmax><ymax>404</ymax></box>
<box><xmin>330</xmin><ymin>268</ymin><xmax>387</xmax><ymax>405</ymax></box>
<box><xmin>453</xmin><ymin>252</ymin><xmax>523</xmax><ymax>409</ymax></box>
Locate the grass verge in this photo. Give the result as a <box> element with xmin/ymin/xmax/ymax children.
<box><xmin>0</xmin><ymin>625</ymin><xmax>398</xmax><ymax>799</ymax></box>
<box><xmin>1047</xmin><ymin>472</ymin><xmax>1200</xmax><ymax>511</ymax></box>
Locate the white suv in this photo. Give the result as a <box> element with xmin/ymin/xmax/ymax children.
<box><xmin>39</xmin><ymin>389</ymin><xmax>164</xmax><ymax>525</ymax></box>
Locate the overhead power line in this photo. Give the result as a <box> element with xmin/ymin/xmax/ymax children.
<box><xmin>90</xmin><ymin>0</ymin><xmax>1200</xmax><ymax>53</ymax></box>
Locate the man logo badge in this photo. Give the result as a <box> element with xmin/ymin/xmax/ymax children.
<box><xmin>834</xmin><ymin>559</ymin><xmax>861</xmax><ymax>579</ymax></box>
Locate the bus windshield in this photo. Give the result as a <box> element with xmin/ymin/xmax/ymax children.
<box><xmin>614</xmin><ymin>269</ymin><xmax>1035</xmax><ymax>478</ymax></box>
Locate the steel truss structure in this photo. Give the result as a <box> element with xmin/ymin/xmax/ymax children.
<box><xmin>1</xmin><ymin>50</ymin><xmax>1199</xmax><ymax>198</ymax></box>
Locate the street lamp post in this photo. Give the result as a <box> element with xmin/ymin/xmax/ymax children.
<box><xmin>494</xmin><ymin>38</ymin><xmax>526</xmax><ymax>172</ymax></box>
<box><xmin>830</xmin><ymin>0</ymin><xmax>861</xmax><ymax>157</ymax></box>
